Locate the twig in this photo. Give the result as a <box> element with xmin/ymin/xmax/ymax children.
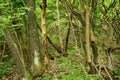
<box><xmin>104</xmin><ymin>66</ymin><xmax>113</xmax><ymax>80</ymax></box>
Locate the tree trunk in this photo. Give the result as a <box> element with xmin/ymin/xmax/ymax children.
<box><xmin>85</xmin><ymin>0</ymin><xmax>91</xmax><ymax>63</ymax></box>
<box><xmin>64</xmin><ymin>25</ymin><xmax>70</xmax><ymax>56</ymax></box>
<box><xmin>28</xmin><ymin>0</ymin><xmax>45</xmax><ymax>77</ymax></box>
<box><xmin>56</xmin><ymin>0</ymin><xmax>64</xmax><ymax>54</ymax></box>
<box><xmin>90</xmin><ymin>29</ymin><xmax>99</xmax><ymax>65</ymax></box>
<box><xmin>41</xmin><ymin>0</ymin><xmax>49</xmax><ymax>66</ymax></box>
<box><xmin>4</xmin><ymin>29</ymin><xmax>32</xmax><ymax>80</ymax></box>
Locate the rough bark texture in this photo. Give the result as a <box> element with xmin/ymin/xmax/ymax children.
<box><xmin>28</xmin><ymin>0</ymin><xmax>45</xmax><ymax>77</ymax></box>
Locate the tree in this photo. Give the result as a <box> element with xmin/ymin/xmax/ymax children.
<box><xmin>1</xmin><ymin>0</ymin><xmax>46</xmax><ymax>79</ymax></box>
<box><xmin>56</xmin><ymin>0</ymin><xmax>64</xmax><ymax>54</ymax></box>
<box><xmin>85</xmin><ymin>0</ymin><xmax>91</xmax><ymax>64</ymax></box>
<box><xmin>28</xmin><ymin>0</ymin><xmax>45</xmax><ymax>77</ymax></box>
<box><xmin>40</xmin><ymin>0</ymin><xmax>49</xmax><ymax>66</ymax></box>
<box><xmin>1</xmin><ymin>0</ymin><xmax>120</xmax><ymax>79</ymax></box>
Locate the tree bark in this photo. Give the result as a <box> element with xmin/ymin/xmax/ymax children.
<box><xmin>41</xmin><ymin>0</ymin><xmax>49</xmax><ymax>65</ymax></box>
<box><xmin>85</xmin><ymin>0</ymin><xmax>91</xmax><ymax>63</ymax></box>
<box><xmin>28</xmin><ymin>0</ymin><xmax>45</xmax><ymax>77</ymax></box>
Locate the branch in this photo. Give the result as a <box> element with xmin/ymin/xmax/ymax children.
<box><xmin>60</xmin><ymin>0</ymin><xmax>85</xmax><ymax>27</ymax></box>
<box><xmin>37</xmin><ymin>24</ymin><xmax>62</xmax><ymax>53</ymax></box>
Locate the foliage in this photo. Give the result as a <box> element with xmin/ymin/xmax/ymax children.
<box><xmin>42</xmin><ymin>75</ymin><xmax>52</xmax><ymax>80</ymax></box>
<box><xmin>0</xmin><ymin>59</ymin><xmax>14</xmax><ymax>78</ymax></box>
<box><xmin>114</xmin><ymin>69</ymin><xmax>120</xmax><ymax>79</ymax></box>
<box><xmin>42</xmin><ymin>50</ymin><xmax>105</xmax><ymax>80</ymax></box>
<box><xmin>0</xmin><ymin>0</ymin><xmax>120</xmax><ymax>79</ymax></box>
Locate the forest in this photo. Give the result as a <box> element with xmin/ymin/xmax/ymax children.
<box><xmin>0</xmin><ymin>0</ymin><xmax>120</xmax><ymax>80</ymax></box>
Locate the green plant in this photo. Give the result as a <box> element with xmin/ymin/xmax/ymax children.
<box><xmin>42</xmin><ymin>75</ymin><xmax>52</xmax><ymax>80</ymax></box>
<box><xmin>114</xmin><ymin>69</ymin><xmax>120</xmax><ymax>79</ymax></box>
<box><xmin>0</xmin><ymin>59</ymin><xmax>14</xmax><ymax>78</ymax></box>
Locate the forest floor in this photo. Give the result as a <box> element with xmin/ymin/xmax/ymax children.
<box><xmin>0</xmin><ymin>53</ymin><xmax>88</xmax><ymax>80</ymax></box>
<box><xmin>41</xmin><ymin>54</ymin><xmax>87</xmax><ymax>80</ymax></box>
<box><xmin>0</xmin><ymin>51</ymin><xmax>120</xmax><ymax>80</ymax></box>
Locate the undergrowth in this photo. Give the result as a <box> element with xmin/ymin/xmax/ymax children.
<box><xmin>0</xmin><ymin>56</ymin><xmax>15</xmax><ymax>78</ymax></box>
<box><xmin>42</xmin><ymin>49</ymin><xmax>105</xmax><ymax>80</ymax></box>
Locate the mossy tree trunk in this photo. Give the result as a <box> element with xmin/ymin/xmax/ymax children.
<box><xmin>28</xmin><ymin>0</ymin><xmax>45</xmax><ymax>77</ymax></box>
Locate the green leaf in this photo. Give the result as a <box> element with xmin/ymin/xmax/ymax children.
<box><xmin>104</xmin><ymin>0</ymin><xmax>113</xmax><ymax>8</ymax></box>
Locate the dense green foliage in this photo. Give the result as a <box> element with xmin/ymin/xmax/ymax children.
<box><xmin>0</xmin><ymin>0</ymin><xmax>120</xmax><ymax>79</ymax></box>
<box><xmin>0</xmin><ymin>58</ymin><xmax>14</xmax><ymax>78</ymax></box>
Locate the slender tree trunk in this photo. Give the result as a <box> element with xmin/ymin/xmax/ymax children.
<box><xmin>64</xmin><ymin>25</ymin><xmax>70</xmax><ymax>56</ymax></box>
<box><xmin>70</xmin><ymin>17</ymin><xmax>79</xmax><ymax>54</ymax></box>
<box><xmin>56</xmin><ymin>0</ymin><xmax>64</xmax><ymax>54</ymax></box>
<box><xmin>90</xmin><ymin>28</ymin><xmax>99</xmax><ymax>65</ymax></box>
<box><xmin>41</xmin><ymin>0</ymin><xmax>49</xmax><ymax>65</ymax></box>
<box><xmin>71</xmin><ymin>0</ymin><xmax>80</xmax><ymax>55</ymax></box>
<box><xmin>90</xmin><ymin>0</ymin><xmax>99</xmax><ymax>66</ymax></box>
<box><xmin>86</xmin><ymin>0</ymin><xmax>98</xmax><ymax>74</ymax></box>
<box><xmin>85</xmin><ymin>0</ymin><xmax>91</xmax><ymax>63</ymax></box>
<box><xmin>28</xmin><ymin>0</ymin><xmax>45</xmax><ymax>77</ymax></box>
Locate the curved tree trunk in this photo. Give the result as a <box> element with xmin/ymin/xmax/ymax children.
<box><xmin>4</xmin><ymin>29</ymin><xmax>32</xmax><ymax>80</ymax></box>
